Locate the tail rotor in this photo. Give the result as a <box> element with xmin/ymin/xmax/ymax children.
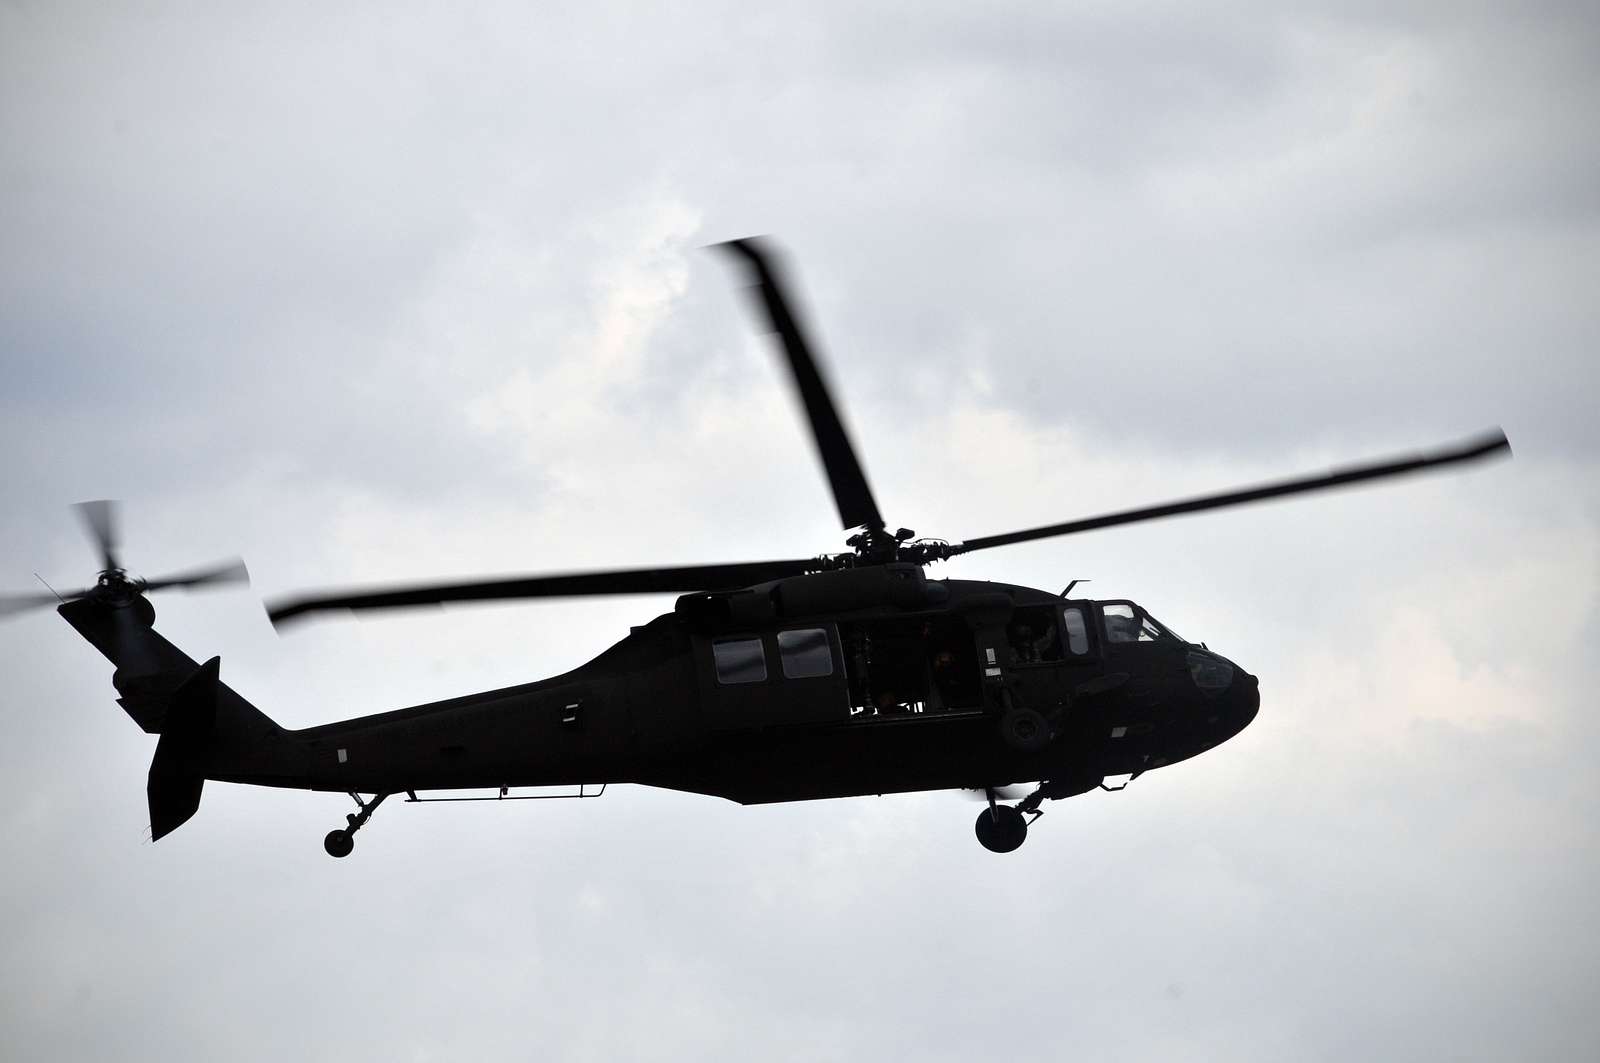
<box><xmin>1</xmin><ymin>500</ymin><xmax>249</xmax><ymax>618</ymax></box>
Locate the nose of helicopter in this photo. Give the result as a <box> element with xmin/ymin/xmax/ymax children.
<box><xmin>1232</xmin><ymin>670</ymin><xmax>1260</xmax><ymax>730</ymax></box>
<box><xmin>1189</xmin><ymin>649</ymin><xmax>1258</xmax><ymax>731</ymax></box>
<box><xmin>1235</xmin><ymin>672</ymin><xmax>1260</xmax><ymax>723</ymax></box>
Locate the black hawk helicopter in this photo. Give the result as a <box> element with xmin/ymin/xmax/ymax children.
<box><xmin>6</xmin><ymin>239</ymin><xmax>1511</xmax><ymax>856</ymax></box>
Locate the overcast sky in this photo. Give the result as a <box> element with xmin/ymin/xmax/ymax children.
<box><xmin>2</xmin><ymin>3</ymin><xmax>1596</xmax><ymax>1060</ymax></box>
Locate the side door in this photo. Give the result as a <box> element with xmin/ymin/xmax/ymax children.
<box><xmin>1000</xmin><ymin>601</ymin><xmax>1101</xmax><ymax>713</ymax></box>
<box><xmin>693</xmin><ymin>625</ymin><xmax>850</xmax><ymax>732</ymax></box>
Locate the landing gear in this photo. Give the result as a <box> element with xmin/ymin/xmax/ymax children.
<box><xmin>323</xmin><ymin>792</ymin><xmax>389</xmax><ymax>858</ymax></box>
<box><xmin>974</xmin><ymin>786</ymin><xmax>1034</xmax><ymax>853</ymax></box>
<box><xmin>323</xmin><ymin>829</ymin><xmax>354</xmax><ymax>858</ymax></box>
<box><xmin>975</xmin><ymin>803</ymin><xmax>1028</xmax><ymax>853</ymax></box>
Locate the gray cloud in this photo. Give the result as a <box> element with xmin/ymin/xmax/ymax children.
<box><xmin>2</xmin><ymin>3</ymin><xmax>1597</xmax><ymax>1061</ymax></box>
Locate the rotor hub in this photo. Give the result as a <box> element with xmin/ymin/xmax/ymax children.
<box><xmin>92</xmin><ymin>569</ymin><xmax>143</xmax><ymax>605</ymax></box>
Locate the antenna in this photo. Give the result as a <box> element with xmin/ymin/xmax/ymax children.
<box><xmin>34</xmin><ymin>573</ymin><xmax>65</xmax><ymax>604</ymax></box>
<box><xmin>1060</xmin><ymin>579</ymin><xmax>1090</xmax><ymax>598</ymax></box>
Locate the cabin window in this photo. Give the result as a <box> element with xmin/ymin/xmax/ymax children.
<box><xmin>712</xmin><ymin>637</ymin><xmax>767</xmax><ymax>684</ymax></box>
<box><xmin>778</xmin><ymin>628</ymin><xmax>833</xmax><ymax>679</ymax></box>
<box><xmin>1062</xmin><ymin>606</ymin><xmax>1089</xmax><ymax>655</ymax></box>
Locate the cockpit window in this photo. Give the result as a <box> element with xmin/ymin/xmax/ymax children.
<box><xmin>1102</xmin><ymin>602</ymin><xmax>1180</xmax><ymax>644</ymax></box>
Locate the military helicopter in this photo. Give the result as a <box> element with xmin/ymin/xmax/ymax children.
<box><xmin>5</xmin><ymin>239</ymin><xmax>1511</xmax><ymax>857</ymax></box>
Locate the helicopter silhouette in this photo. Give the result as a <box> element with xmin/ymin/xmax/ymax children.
<box><xmin>5</xmin><ymin>238</ymin><xmax>1510</xmax><ymax>855</ymax></box>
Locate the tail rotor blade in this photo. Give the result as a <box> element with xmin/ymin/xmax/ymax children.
<box><xmin>143</xmin><ymin>559</ymin><xmax>250</xmax><ymax>594</ymax></box>
<box><xmin>74</xmin><ymin>499</ymin><xmax>121</xmax><ymax>572</ymax></box>
<box><xmin>0</xmin><ymin>590</ymin><xmax>87</xmax><ymax>617</ymax></box>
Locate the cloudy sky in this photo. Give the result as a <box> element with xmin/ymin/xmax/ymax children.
<box><xmin>2</xmin><ymin>2</ymin><xmax>1596</xmax><ymax>1059</ymax></box>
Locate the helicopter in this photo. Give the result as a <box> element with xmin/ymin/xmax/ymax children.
<box><xmin>4</xmin><ymin>238</ymin><xmax>1511</xmax><ymax>857</ymax></box>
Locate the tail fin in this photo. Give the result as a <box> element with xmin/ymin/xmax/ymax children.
<box><xmin>58</xmin><ymin>598</ymin><xmax>309</xmax><ymax>840</ymax></box>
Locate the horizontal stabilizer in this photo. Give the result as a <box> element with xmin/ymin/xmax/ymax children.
<box><xmin>147</xmin><ymin>657</ymin><xmax>220</xmax><ymax>841</ymax></box>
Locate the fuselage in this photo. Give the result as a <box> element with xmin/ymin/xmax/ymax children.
<box><xmin>236</xmin><ymin>574</ymin><xmax>1259</xmax><ymax>806</ymax></box>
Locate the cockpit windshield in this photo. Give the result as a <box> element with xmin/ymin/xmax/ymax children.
<box><xmin>1101</xmin><ymin>602</ymin><xmax>1182</xmax><ymax>644</ymax></box>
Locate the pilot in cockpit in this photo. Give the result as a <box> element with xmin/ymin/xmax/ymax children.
<box><xmin>1104</xmin><ymin>613</ymin><xmax>1140</xmax><ymax>643</ymax></box>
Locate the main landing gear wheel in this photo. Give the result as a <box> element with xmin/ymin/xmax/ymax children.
<box><xmin>323</xmin><ymin>829</ymin><xmax>355</xmax><ymax>858</ymax></box>
<box><xmin>999</xmin><ymin>706</ymin><xmax>1052</xmax><ymax>753</ymax></box>
<box><xmin>975</xmin><ymin>804</ymin><xmax>1028</xmax><ymax>853</ymax></box>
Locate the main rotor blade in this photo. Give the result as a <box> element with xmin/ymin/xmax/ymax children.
<box><xmin>74</xmin><ymin>499</ymin><xmax>120</xmax><ymax>571</ymax></box>
<box><xmin>950</xmin><ymin>429</ymin><xmax>1511</xmax><ymax>557</ymax></box>
<box><xmin>143</xmin><ymin>558</ymin><xmax>250</xmax><ymax>594</ymax></box>
<box><xmin>717</xmin><ymin>238</ymin><xmax>885</xmax><ymax>532</ymax></box>
<box><xmin>267</xmin><ymin>558</ymin><xmax>815</xmax><ymax>628</ymax></box>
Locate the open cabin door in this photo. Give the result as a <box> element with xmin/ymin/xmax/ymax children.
<box><xmin>836</xmin><ymin>613</ymin><xmax>984</xmax><ymax>717</ymax></box>
<box><xmin>692</xmin><ymin>624</ymin><xmax>851</xmax><ymax>731</ymax></box>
